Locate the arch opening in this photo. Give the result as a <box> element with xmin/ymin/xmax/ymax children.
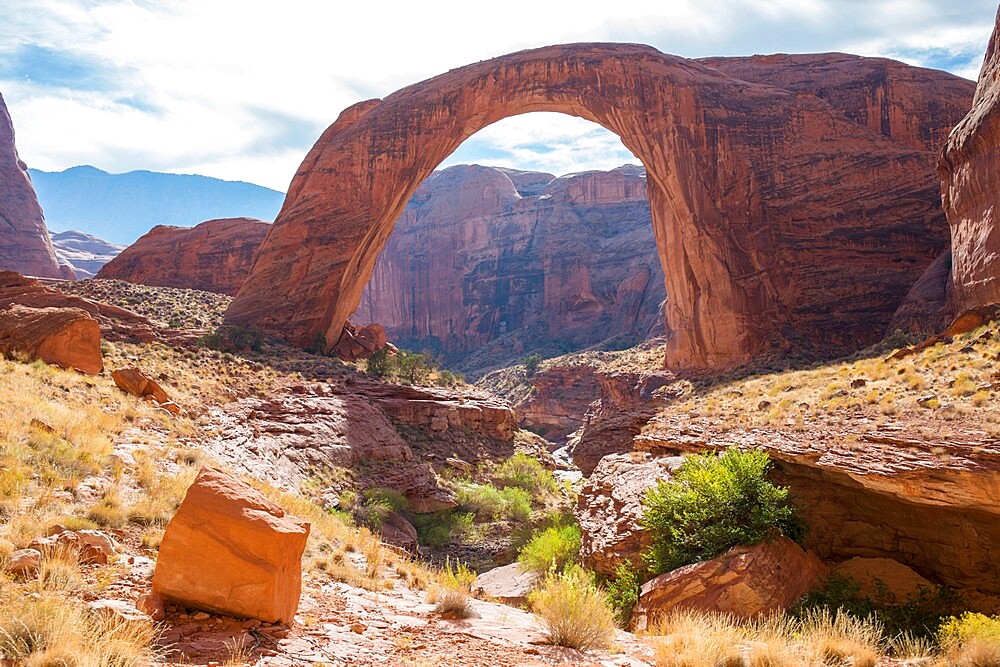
<box><xmin>349</xmin><ymin>112</ymin><xmax>666</xmax><ymax>376</ymax></box>
<box><xmin>226</xmin><ymin>44</ymin><xmax>952</xmax><ymax>373</ymax></box>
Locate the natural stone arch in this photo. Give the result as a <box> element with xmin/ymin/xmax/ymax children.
<box><xmin>226</xmin><ymin>43</ymin><xmax>951</xmax><ymax>371</ymax></box>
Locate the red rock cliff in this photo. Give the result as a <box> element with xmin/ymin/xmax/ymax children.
<box><xmin>97</xmin><ymin>217</ymin><xmax>270</xmax><ymax>295</ymax></box>
<box><xmin>940</xmin><ymin>7</ymin><xmax>1000</xmax><ymax>315</ymax></box>
<box><xmin>0</xmin><ymin>93</ymin><xmax>64</xmax><ymax>279</ymax></box>
<box><xmin>351</xmin><ymin>164</ymin><xmax>664</xmax><ymax>364</ymax></box>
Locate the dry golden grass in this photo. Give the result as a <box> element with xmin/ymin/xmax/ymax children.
<box><xmin>648</xmin><ymin>608</ymin><xmax>887</xmax><ymax>667</ymax></box>
<box><xmin>527</xmin><ymin>566</ymin><xmax>617</xmax><ymax>651</ymax></box>
<box><xmin>427</xmin><ymin>558</ymin><xmax>476</xmax><ymax>619</ymax></box>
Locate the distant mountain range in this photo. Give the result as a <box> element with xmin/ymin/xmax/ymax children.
<box><xmin>50</xmin><ymin>230</ymin><xmax>125</xmax><ymax>279</ymax></box>
<box><xmin>28</xmin><ymin>165</ymin><xmax>285</xmax><ymax>245</ymax></box>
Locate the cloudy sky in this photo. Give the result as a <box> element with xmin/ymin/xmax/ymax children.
<box><xmin>1</xmin><ymin>0</ymin><xmax>996</xmax><ymax>191</ymax></box>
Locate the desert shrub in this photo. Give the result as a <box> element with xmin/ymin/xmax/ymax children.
<box><xmin>365</xmin><ymin>347</ymin><xmax>392</xmax><ymax>379</ymax></box>
<box><xmin>640</xmin><ymin>448</ymin><xmax>795</xmax><ymax>574</ymax></box>
<box><xmin>938</xmin><ymin>612</ymin><xmax>1000</xmax><ymax>648</ymax></box>
<box><xmin>411</xmin><ymin>510</ymin><xmax>475</xmax><ymax>547</ymax></box>
<box><xmin>528</xmin><ymin>565</ymin><xmax>616</xmax><ymax>650</ymax></box>
<box><xmin>394</xmin><ymin>350</ymin><xmax>433</xmax><ymax>385</ymax></box>
<box><xmin>523</xmin><ymin>353</ymin><xmax>542</xmax><ymax>377</ymax></box>
<box><xmin>605</xmin><ymin>561</ymin><xmax>641</xmax><ymax>628</ymax></box>
<box><xmin>198</xmin><ymin>324</ymin><xmax>264</xmax><ymax>353</ymax></box>
<box><xmin>794</xmin><ymin>575</ymin><xmax>961</xmax><ymax>640</ymax></box>
<box><xmin>343</xmin><ymin>488</ymin><xmax>408</xmax><ymax>531</ymax></box>
<box><xmin>430</xmin><ymin>558</ymin><xmax>476</xmax><ymax>618</ymax></box>
<box><xmin>493</xmin><ymin>452</ymin><xmax>559</xmax><ymax>499</ymax></box>
<box><xmin>457</xmin><ymin>483</ymin><xmax>533</xmax><ymax>523</ymax></box>
<box><xmin>518</xmin><ymin>523</ymin><xmax>581</xmax><ymax>575</ymax></box>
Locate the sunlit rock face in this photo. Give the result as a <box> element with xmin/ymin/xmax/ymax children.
<box><xmin>0</xmin><ymin>93</ymin><xmax>64</xmax><ymax>279</ymax></box>
<box><xmin>227</xmin><ymin>43</ymin><xmax>972</xmax><ymax>372</ymax></box>
<box><xmin>351</xmin><ymin>164</ymin><xmax>665</xmax><ymax>366</ymax></box>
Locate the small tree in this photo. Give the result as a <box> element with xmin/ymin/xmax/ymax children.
<box><xmin>640</xmin><ymin>448</ymin><xmax>795</xmax><ymax>575</ymax></box>
<box><xmin>365</xmin><ymin>347</ymin><xmax>392</xmax><ymax>379</ymax></box>
<box><xmin>523</xmin><ymin>353</ymin><xmax>542</xmax><ymax>377</ymax></box>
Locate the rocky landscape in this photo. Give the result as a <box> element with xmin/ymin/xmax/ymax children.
<box><xmin>5</xmin><ymin>10</ymin><xmax>1000</xmax><ymax>667</ymax></box>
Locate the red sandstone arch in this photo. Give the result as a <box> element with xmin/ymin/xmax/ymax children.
<box><xmin>226</xmin><ymin>43</ymin><xmax>961</xmax><ymax>371</ymax></box>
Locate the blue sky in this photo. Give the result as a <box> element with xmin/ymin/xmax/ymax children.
<box><xmin>0</xmin><ymin>0</ymin><xmax>996</xmax><ymax>191</ymax></box>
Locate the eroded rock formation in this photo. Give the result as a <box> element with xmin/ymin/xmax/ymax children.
<box><xmin>351</xmin><ymin>164</ymin><xmax>663</xmax><ymax>366</ymax></box>
<box><xmin>940</xmin><ymin>7</ymin><xmax>1000</xmax><ymax>316</ymax></box>
<box><xmin>50</xmin><ymin>230</ymin><xmax>124</xmax><ymax>279</ymax></box>
<box><xmin>97</xmin><ymin>218</ymin><xmax>270</xmax><ymax>295</ymax></box>
<box><xmin>0</xmin><ymin>303</ymin><xmax>102</xmax><ymax>374</ymax></box>
<box><xmin>0</xmin><ymin>94</ymin><xmax>64</xmax><ymax>278</ymax></box>
<box><xmin>228</xmin><ymin>44</ymin><xmax>969</xmax><ymax>372</ymax></box>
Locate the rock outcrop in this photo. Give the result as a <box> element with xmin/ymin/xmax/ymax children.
<box><xmin>831</xmin><ymin>557</ymin><xmax>932</xmax><ymax>602</ymax></box>
<box><xmin>471</xmin><ymin>562</ymin><xmax>540</xmax><ymax>607</ymax></box>
<box><xmin>630</xmin><ymin>537</ymin><xmax>827</xmax><ymax>630</ymax></box>
<box><xmin>0</xmin><ymin>93</ymin><xmax>64</xmax><ymax>278</ymax></box>
<box><xmin>940</xmin><ymin>7</ymin><xmax>1000</xmax><ymax>316</ymax></box>
<box><xmin>520</xmin><ymin>365</ymin><xmax>601</xmax><ymax>441</ymax></box>
<box><xmin>152</xmin><ymin>467</ymin><xmax>310</xmax><ymax>624</ymax></box>
<box><xmin>97</xmin><ymin>217</ymin><xmax>270</xmax><ymax>295</ymax></box>
<box><xmin>228</xmin><ymin>45</ymin><xmax>968</xmax><ymax>372</ymax></box>
<box><xmin>351</xmin><ymin>164</ymin><xmax>663</xmax><ymax>367</ymax></box>
<box><xmin>575</xmin><ymin>453</ymin><xmax>683</xmax><ymax>575</ymax></box>
<box><xmin>111</xmin><ymin>367</ymin><xmax>181</xmax><ymax>414</ymax></box>
<box><xmin>331</xmin><ymin>321</ymin><xmax>388</xmax><ymax>361</ymax></box>
<box><xmin>887</xmin><ymin>251</ymin><xmax>954</xmax><ymax>336</ymax></box>
<box><xmin>50</xmin><ymin>230</ymin><xmax>124</xmax><ymax>279</ymax></box>
<box><xmin>0</xmin><ymin>303</ymin><xmax>102</xmax><ymax>374</ymax></box>
<box><xmin>0</xmin><ymin>270</ymin><xmax>200</xmax><ymax>346</ymax></box>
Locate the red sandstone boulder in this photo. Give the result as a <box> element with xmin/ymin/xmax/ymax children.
<box><xmin>152</xmin><ymin>467</ymin><xmax>310</xmax><ymax>624</ymax></box>
<box><xmin>331</xmin><ymin>320</ymin><xmax>388</xmax><ymax>361</ymax></box>
<box><xmin>378</xmin><ymin>511</ymin><xmax>418</xmax><ymax>553</ymax></box>
<box><xmin>96</xmin><ymin>217</ymin><xmax>270</xmax><ymax>295</ymax></box>
<box><xmin>576</xmin><ymin>453</ymin><xmax>683</xmax><ymax>576</ymax></box>
<box><xmin>0</xmin><ymin>93</ymin><xmax>63</xmax><ymax>279</ymax></box>
<box><xmin>630</xmin><ymin>536</ymin><xmax>827</xmax><ymax>630</ymax></box>
<box><xmin>0</xmin><ymin>303</ymin><xmax>102</xmax><ymax>374</ymax></box>
<box><xmin>940</xmin><ymin>7</ymin><xmax>1000</xmax><ymax>316</ymax></box>
<box><xmin>111</xmin><ymin>367</ymin><xmax>180</xmax><ymax>414</ymax></box>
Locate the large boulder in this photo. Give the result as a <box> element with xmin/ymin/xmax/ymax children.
<box><xmin>832</xmin><ymin>557</ymin><xmax>933</xmax><ymax>602</ymax></box>
<box><xmin>575</xmin><ymin>453</ymin><xmax>682</xmax><ymax>576</ymax></box>
<box><xmin>0</xmin><ymin>303</ymin><xmax>102</xmax><ymax>374</ymax></box>
<box><xmin>631</xmin><ymin>536</ymin><xmax>827</xmax><ymax>630</ymax></box>
<box><xmin>152</xmin><ymin>467</ymin><xmax>310</xmax><ymax>624</ymax></box>
<box><xmin>111</xmin><ymin>366</ymin><xmax>180</xmax><ymax>413</ymax></box>
<box><xmin>471</xmin><ymin>562</ymin><xmax>540</xmax><ymax>607</ymax></box>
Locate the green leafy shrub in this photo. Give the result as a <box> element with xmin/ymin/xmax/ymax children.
<box><xmin>493</xmin><ymin>452</ymin><xmax>559</xmax><ymax>499</ymax></box>
<box><xmin>523</xmin><ymin>353</ymin><xmax>542</xmax><ymax>377</ymax></box>
<box><xmin>528</xmin><ymin>565</ymin><xmax>617</xmax><ymax>650</ymax></box>
<box><xmin>605</xmin><ymin>561</ymin><xmax>640</xmax><ymax>628</ymax></box>
<box><xmin>640</xmin><ymin>448</ymin><xmax>795</xmax><ymax>574</ymax></box>
<box><xmin>394</xmin><ymin>350</ymin><xmax>433</xmax><ymax>384</ymax></box>
<box><xmin>455</xmin><ymin>483</ymin><xmax>532</xmax><ymax>523</ymax></box>
<box><xmin>365</xmin><ymin>347</ymin><xmax>391</xmax><ymax>379</ymax></box>
<box><xmin>411</xmin><ymin>511</ymin><xmax>475</xmax><ymax>547</ymax></box>
<box><xmin>341</xmin><ymin>488</ymin><xmax>407</xmax><ymax>531</ymax></box>
<box><xmin>197</xmin><ymin>324</ymin><xmax>264</xmax><ymax>353</ymax></box>
<box><xmin>518</xmin><ymin>523</ymin><xmax>581</xmax><ymax>575</ymax></box>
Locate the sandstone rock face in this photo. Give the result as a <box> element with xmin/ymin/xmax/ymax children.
<box><xmin>831</xmin><ymin>557</ymin><xmax>932</xmax><ymax>602</ymax></box>
<box><xmin>97</xmin><ymin>218</ymin><xmax>270</xmax><ymax>295</ymax></box>
<box><xmin>630</xmin><ymin>537</ymin><xmax>827</xmax><ymax>630</ymax></box>
<box><xmin>471</xmin><ymin>562</ymin><xmax>540</xmax><ymax>607</ymax></box>
<box><xmin>331</xmin><ymin>320</ymin><xmax>388</xmax><ymax>361</ymax></box>
<box><xmin>636</xmin><ymin>416</ymin><xmax>1000</xmax><ymax>595</ymax></box>
<box><xmin>941</xmin><ymin>8</ymin><xmax>1000</xmax><ymax>316</ymax></box>
<box><xmin>228</xmin><ymin>45</ymin><xmax>965</xmax><ymax>372</ymax></box>
<box><xmin>887</xmin><ymin>250</ymin><xmax>954</xmax><ymax>336</ymax></box>
<box><xmin>152</xmin><ymin>467</ymin><xmax>310</xmax><ymax>624</ymax></box>
<box><xmin>205</xmin><ymin>384</ymin><xmax>457</xmax><ymax>513</ymax></box>
<box><xmin>575</xmin><ymin>453</ymin><xmax>683</xmax><ymax>576</ymax></box>
<box><xmin>50</xmin><ymin>230</ymin><xmax>124</xmax><ymax>279</ymax></box>
<box><xmin>0</xmin><ymin>303</ymin><xmax>102</xmax><ymax>374</ymax></box>
<box><xmin>520</xmin><ymin>365</ymin><xmax>601</xmax><ymax>441</ymax></box>
<box><xmin>0</xmin><ymin>93</ymin><xmax>63</xmax><ymax>279</ymax></box>
<box><xmin>351</xmin><ymin>164</ymin><xmax>663</xmax><ymax>367</ymax></box>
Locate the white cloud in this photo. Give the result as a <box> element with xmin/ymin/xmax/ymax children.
<box><xmin>0</xmin><ymin>0</ymin><xmax>996</xmax><ymax>190</ymax></box>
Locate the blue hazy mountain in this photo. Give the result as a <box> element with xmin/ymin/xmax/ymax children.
<box><xmin>28</xmin><ymin>165</ymin><xmax>285</xmax><ymax>245</ymax></box>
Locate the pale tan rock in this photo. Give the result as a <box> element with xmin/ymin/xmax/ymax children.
<box><xmin>152</xmin><ymin>467</ymin><xmax>310</xmax><ymax>624</ymax></box>
<box><xmin>471</xmin><ymin>562</ymin><xmax>540</xmax><ymax>607</ymax></box>
<box><xmin>89</xmin><ymin>598</ymin><xmax>154</xmax><ymax>625</ymax></box>
<box><xmin>29</xmin><ymin>528</ymin><xmax>117</xmax><ymax>564</ymax></box>
<box><xmin>630</xmin><ymin>537</ymin><xmax>827</xmax><ymax>630</ymax></box>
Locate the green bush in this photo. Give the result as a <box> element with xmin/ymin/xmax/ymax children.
<box><xmin>394</xmin><ymin>350</ymin><xmax>433</xmax><ymax>384</ymax></box>
<box><xmin>604</xmin><ymin>561</ymin><xmax>640</xmax><ymax>628</ymax></box>
<box><xmin>342</xmin><ymin>487</ymin><xmax>407</xmax><ymax>531</ymax></box>
<box><xmin>518</xmin><ymin>523</ymin><xmax>581</xmax><ymax>575</ymax></box>
<box><xmin>523</xmin><ymin>353</ymin><xmax>542</xmax><ymax>377</ymax></box>
<box><xmin>411</xmin><ymin>511</ymin><xmax>475</xmax><ymax>547</ymax></box>
<box><xmin>365</xmin><ymin>347</ymin><xmax>392</xmax><ymax>379</ymax></box>
<box><xmin>528</xmin><ymin>565</ymin><xmax>617</xmax><ymax>650</ymax></box>
<box><xmin>493</xmin><ymin>452</ymin><xmax>559</xmax><ymax>499</ymax></box>
<box><xmin>640</xmin><ymin>448</ymin><xmax>795</xmax><ymax>574</ymax></box>
<box><xmin>455</xmin><ymin>483</ymin><xmax>532</xmax><ymax>523</ymax></box>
